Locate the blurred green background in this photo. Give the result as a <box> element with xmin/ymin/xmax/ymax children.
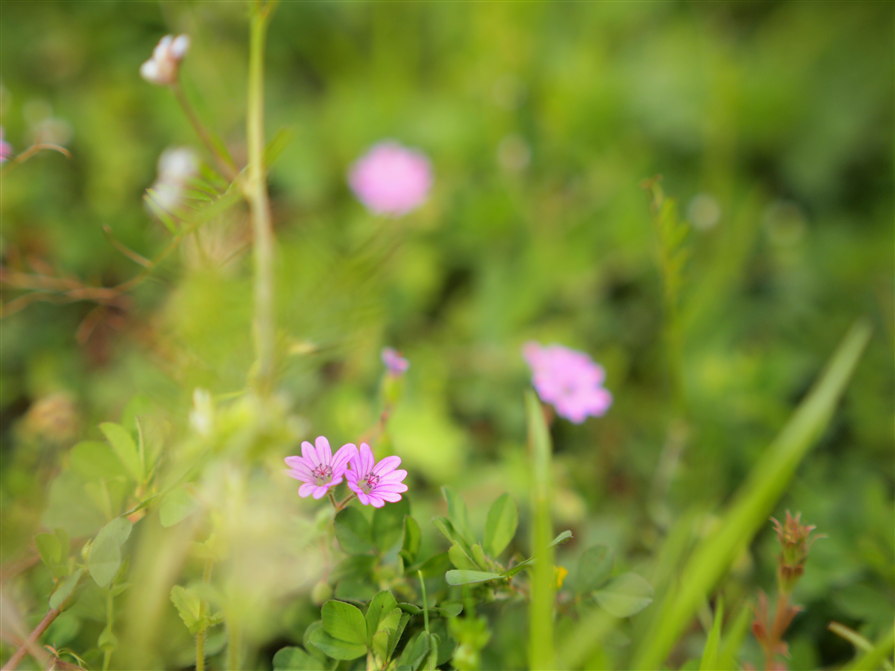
<box><xmin>1</xmin><ymin>1</ymin><xmax>892</xmax><ymax>669</ymax></box>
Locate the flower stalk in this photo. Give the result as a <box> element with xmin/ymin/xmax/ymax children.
<box><xmin>246</xmin><ymin>1</ymin><xmax>277</xmax><ymax>397</ymax></box>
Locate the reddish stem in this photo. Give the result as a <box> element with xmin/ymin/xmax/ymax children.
<box><xmin>2</xmin><ymin>607</ymin><xmax>61</xmax><ymax>670</ymax></box>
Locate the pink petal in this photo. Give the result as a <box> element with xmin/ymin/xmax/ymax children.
<box><xmin>373</xmin><ymin>455</ymin><xmax>401</xmax><ymax>476</ymax></box>
<box><xmin>312</xmin><ymin>486</ymin><xmax>329</xmax><ymax>500</ymax></box>
<box><xmin>300</xmin><ymin>441</ymin><xmax>317</xmax><ymax>464</ymax></box>
<box><xmin>298</xmin><ymin>483</ymin><xmax>317</xmax><ymax>497</ymax></box>
<box><xmin>377</xmin><ymin>491</ymin><xmax>403</xmax><ymax>503</ymax></box>
<box><xmin>380</xmin><ymin>469</ymin><xmax>407</xmax><ymax>484</ymax></box>
<box><xmin>315</xmin><ymin>436</ymin><xmax>332</xmax><ymax>464</ymax></box>
<box><xmin>333</xmin><ymin>443</ymin><xmax>357</xmax><ymax>471</ymax></box>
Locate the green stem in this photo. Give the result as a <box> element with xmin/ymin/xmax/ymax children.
<box><xmin>171</xmin><ymin>81</ymin><xmax>239</xmax><ymax>182</ymax></box>
<box><xmin>246</xmin><ymin>1</ymin><xmax>277</xmax><ymax>397</ymax></box>
<box><xmin>526</xmin><ymin>392</ymin><xmax>556</xmax><ymax>670</ymax></box>
<box><xmin>417</xmin><ymin>571</ymin><xmax>430</xmax><ymax>634</ymax></box>
<box><xmin>102</xmin><ymin>589</ymin><xmax>115</xmax><ymax>671</ymax></box>
<box><xmin>195</xmin><ymin>561</ymin><xmax>214</xmax><ymax>671</ymax></box>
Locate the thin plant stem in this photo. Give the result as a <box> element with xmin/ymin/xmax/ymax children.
<box><xmin>102</xmin><ymin>588</ymin><xmax>115</xmax><ymax>671</ymax></box>
<box><xmin>171</xmin><ymin>81</ymin><xmax>239</xmax><ymax>183</ymax></box>
<box><xmin>245</xmin><ymin>1</ymin><xmax>277</xmax><ymax>397</ymax></box>
<box><xmin>417</xmin><ymin>571</ymin><xmax>430</xmax><ymax>634</ymax></box>
<box><xmin>195</xmin><ymin>560</ymin><xmax>214</xmax><ymax>671</ymax></box>
<box><xmin>1</xmin><ymin>607</ymin><xmax>61</xmax><ymax>670</ymax></box>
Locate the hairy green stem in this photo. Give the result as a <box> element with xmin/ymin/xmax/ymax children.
<box><xmin>246</xmin><ymin>1</ymin><xmax>277</xmax><ymax>397</ymax></box>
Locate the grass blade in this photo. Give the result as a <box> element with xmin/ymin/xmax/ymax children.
<box><xmin>631</xmin><ymin>320</ymin><xmax>871</xmax><ymax>669</ymax></box>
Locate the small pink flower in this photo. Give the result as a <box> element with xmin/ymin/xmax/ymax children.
<box><xmin>345</xmin><ymin>443</ymin><xmax>408</xmax><ymax>508</ymax></box>
<box><xmin>0</xmin><ymin>128</ymin><xmax>13</xmax><ymax>163</ymax></box>
<box><xmin>381</xmin><ymin>347</ymin><xmax>409</xmax><ymax>376</ymax></box>
<box><xmin>140</xmin><ymin>34</ymin><xmax>190</xmax><ymax>86</ymax></box>
<box><xmin>523</xmin><ymin>342</ymin><xmax>612</xmax><ymax>423</ymax></box>
<box><xmin>348</xmin><ymin>141</ymin><xmax>432</xmax><ymax>216</ymax></box>
<box><xmin>284</xmin><ymin>436</ymin><xmax>355</xmax><ymax>500</ymax></box>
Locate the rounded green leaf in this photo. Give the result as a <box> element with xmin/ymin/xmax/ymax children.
<box><xmin>322</xmin><ymin>599</ymin><xmax>367</xmax><ymax>645</ymax></box>
<box><xmin>307</xmin><ymin>624</ymin><xmax>366</xmax><ymax>661</ymax></box>
<box><xmin>88</xmin><ymin>518</ymin><xmax>133</xmax><ymax>588</ymax></box>
<box><xmin>594</xmin><ymin>572</ymin><xmax>654</xmax><ymax>618</ymax></box>
<box><xmin>575</xmin><ymin>545</ymin><xmax>614</xmax><ymax>594</ymax></box>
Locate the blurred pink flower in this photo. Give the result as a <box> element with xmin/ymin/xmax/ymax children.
<box><xmin>140</xmin><ymin>34</ymin><xmax>190</xmax><ymax>86</ymax></box>
<box><xmin>0</xmin><ymin>128</ymin><xmax>12</xmax><ymax>163</ymax></box>
<box><xmin>284</xmin><ymin>436</ymin><xmax>355</xmax><ymax>500</ymax></box>
<box><xmin>345</xmin><ymin>443</ymin><xmax>408</xmax><ymax>508</ymax></box>
<box><xmin>348</xmin><ymin>141</ymin><xmax>432</xmax><ymax>216</ymax></box>
<box><xmin>523</xmin><ymin>342</ymin><xmax>612</xmax><ymax>423</ymax></box>
<box><xmin>381</xmin><ymin>347</ymin><xmax>409</xmax><ymax>376</ymax></box>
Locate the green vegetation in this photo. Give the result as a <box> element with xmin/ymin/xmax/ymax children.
<box><xmin>1</xmin><ymin>2</ymin><xmax>892</xmax><ymax>670</ymax></box>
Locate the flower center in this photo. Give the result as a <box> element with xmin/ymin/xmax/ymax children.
<box><xmin>312</xmin><ymin>464</ymin><xmax>333</xmax><ymax>486</ymax></box>
<box><xmin>360</xmin><ymin>473</ymin><xmax>380</xmax><ymax>494</ymax></box>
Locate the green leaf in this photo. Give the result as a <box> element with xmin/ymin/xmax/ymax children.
<box><xmin>550</xmin><ymin>530</ymin><xmax>573</xmax><ymax>547</ymax></box>
<box><xmin>504</xmin><ymin>557</ymin><xmax>535</xmax><ymax>578</ymax></box>
<box><xmin>434</xmin><ymin>518</ymin><xmax>475</xmax><ymax>563</ymax></box>
<box><xmin>334</xmin><ymin>508</ymin><xmax>374</xmax><ymax>555</ymax></box>
<box><xmin>484</xmin><ymin>493</ymin><xmax>518</xmax><ymax>557</ymax></box>
<box><xmin>321</xmin><ymin>600</ymin><xmax>367</xmax><ymax>646</ymax></box>
<box><xmin>159</xmin><ymin>486</ymin><xmax>196</xmax><ymax>528</ymax></box>
<box><xmin>365</xmin><ymin>591</ymin><xmax>398</xmax><ymax>645</ymax></box>
<box><xmin>575</xmin><ymin>545</ymin><xmax>614</xmax><ymax>594</ymax></box>
<box><xmin>400</xmin><ymin>515</ymin><xmax>422</xmax><ymax>566</ymax></box>
<box><xmin>396</xmin><ymin>631</ymin><xmax>431</xmax><ymax>671</ymax></box>
<box><xmin>307</xmin><ymin>623</ymin><xmax>367</xmax><ymax>661</ymax></box>
<box><xmin>36</xmin><ymin>532</ymin><xmax>62</xmax><ymax>568</ymax></box>
<box><xmin>100</xmin><ymin>423</ymin><xmax>143</xmax><ymax>483</ymax></box>
<box><xmin>471</xmin><ymin>544</ymin><xmax>491</xmax><ymax>571</ymax></box>
<box><xmin>87</xmin><ymin>517</ymin><xmax>133</xmax><ymax>588</ymax></box>
<box><xmin>594</xmin><ymin>572</ymin><xmax>654</xmax><ymax>618</ymax></box>
<box><xmin>371</xmin><ymin>608</ymin><xmax>405</xmax><ymax>662</ymax></box>
<box><xmin>448</xmin><ymin>544</ymin><xmax>478</xmax><ymax>571</ymax></box>
<box><xmin>372</xmin><ymin>497</ymin><xmax>410</xmax><ymax>553</ymax></box>
<box><xmin>699</xmin><ymin>598</ymin><xmax>724</xmax><ymax>671</ymax></box>
<box><xmin>272</xmin><ymin>646</ymin><xmax>328</xmax><ymax>670</ymax></box>
<box><xmin>445</xmin><ymin>570</ymin><xmax>504</xmax><ymax>586</ymax></box>
<box><xmin>41</xmin><ymin>470</ymin><xmax>107</xmax><ymax>537</ymax></box>
<box><xmin>436</xmin><ymin>602</ymin><xmax>463</xmax><ymax>617</ymax></box>
<box><xmin>70</xmin><ymin>441</ymin><xmax>127</xmax><ymax>481</ymax></box>
<box><xmin>170</xmin><ymin>585</ymin><xmax>203</xmax><ymax>634</ymax></box>
<box><xmin>49</xmin><ymin>568</ymin><xmax>84</xmax><ymax>610</ymax></box>
<box><xmin>441</xmin><ymin>487</ymin><xmax>473</xmax><ymax>543</ymax></box>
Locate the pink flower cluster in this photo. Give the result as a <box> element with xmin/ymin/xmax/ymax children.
<box><xmin>381</xmin><ymin>347</ymin><xmax>409</xmax><ymax>376</ymax></box>
<box><xmin>348</xmin><ymin>141</ymin><xmax>432</xmax><ymax>216</ymax></box>
<box><xmin>523</xmin><ymin>342</ymin><xmax>612</xmax><ymax>423</ymax></box>
<box><xmin>284</xmin><ymin>436</ymin><xmax>408</xmax><ymax>508</ymax></box>
<box><xmin>140</xmin><ymin>34</ymin><xmax>190</xmax><ymax>86</ymax></box>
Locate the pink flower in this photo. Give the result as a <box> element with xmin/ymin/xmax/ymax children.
<box><xmin>523</xmin><ymin>342</ymin><xmax>612</xmax><ymax>423</ymax></box>
<box><xmin>0</xmin><ymin>128</ymin><xmax>12</xmax><ymax>163</ymax></box>
<box><xmin>140</xmin><ymin>34</ymin><xmax>190</xmax><ymax>86</ymax></box>
<box><xmin>348</xmin><ymin>141</ymin><xmax>432</xmax><ymax>216</ymax></box>
<box><xmin>381</xmin><ymin>347</ymin><xmax>409</xmax><ymax>376</ymax></box>
<box><xmin>345</xmin><ymin>443</ymin><xmax>408</xmax><ymax>508</ymax></box>
<box><xmin>284</xmin><ymin>436</ymin><xmax>356</xmax><ymax>500</ymax></box>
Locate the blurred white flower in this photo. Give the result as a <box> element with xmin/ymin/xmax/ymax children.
<box><xmin>686</xmin><ymin>193</ymin><xmax>721</xmax><ymax>231</ymax></box>
<box><xmin>189</xmin><ymin>388</ymin><xmax>214</xmax><ymax>438</ymax></box>
<box><xmin>147</xmin><ymin>146</ymin><xmax>198</xmax><ymax>214</ymax></box>
<box><xmin>140</xmin><ymin>34</ymin><xmax>190</xmax><ymax>86</ymax></box>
